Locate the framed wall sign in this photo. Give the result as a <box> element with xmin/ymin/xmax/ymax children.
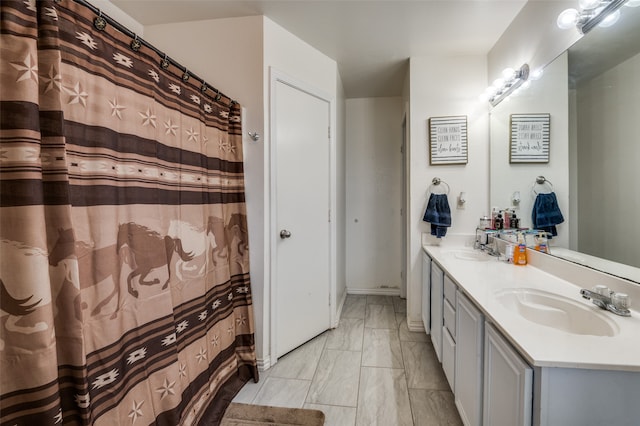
<box><xmin>510</xmin><ymin>113</ymin><xmax>550</xmax><ymax>163</ymax></box>
<box><xmin>428</xmin><ymin>115</ymin><xmax>468</xmax><ymax>165</ymax></box>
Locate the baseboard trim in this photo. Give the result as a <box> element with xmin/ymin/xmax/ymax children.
<box><xmin>407</xmin><ymin>319</ymin><xmax>426</xmax><ymax>334</ymax></box>
<box><xmin>332</xmin><ymin>291</ymin><xmax>347</xmax><ymax>328</ymax></box>
<box><xmin>256</xmin><ymin>357</ymin><xmax>270</xmax><ymax>372</ymax></box>
<box><xmin>346</xmin><ymin>287</ymin><xmax>401</xmax><ymax>296</ymax></box>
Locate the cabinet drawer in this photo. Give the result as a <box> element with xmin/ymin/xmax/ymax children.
<box><xmin>443</xmin><ymin>299</ymin><xmax>456</xmax><ymax>339</ymax></box>
<box><xmin>444</xmin><ymin>275</ymin><xmax>457</xmax><ymax>305</ymax></box>
<box><xmin>442</xmin><ymin>327</ymin><xmax>456</xmax><ymax>392</ymax></box>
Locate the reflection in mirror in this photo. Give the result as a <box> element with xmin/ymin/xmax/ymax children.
<box><xmin>491</xmin><ymin>4</ymin><xmax>640</xmax><ymax>284</ymax></box>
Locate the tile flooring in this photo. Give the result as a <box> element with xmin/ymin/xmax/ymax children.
<box><xmin>233</xmin><ymin>295</ymin><xmax>463</xmax><ymax>425</ymax></box>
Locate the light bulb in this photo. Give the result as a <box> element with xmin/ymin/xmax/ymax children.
<box><xmin>478</xmin><ymin>93</ymin><xmax>489</xmax><ymax>102</ymax></box>
<box><xmin>485</xmin><ymin>86</ymin><xmax>498</xmax><ymax>96</ymax></box>
<box><xmin>529</xmin><ymin>68</ymin><xmax>544</xmax><ymax>81</ymax></box>
<box><xmin>502</xmin><ymin>67</ymin><xmax>516</xmax><ymax>81</ymax></box>
<box><xmin>521</xmin><ymin>80</ymin><xmax>532</xmax><ymax>90</ymax></box>
<box><xmin>579</xmin><ymin>0</ymin><xmax>600</xmax><ymax>10</ymax></box>
<box><xmin>493</xmin><ymin>78</ymin><xmax>505</xmax><ymax>88</ymax></box>
<box><xmin>557</xmin><ymin>8</ymin><xmax>579</xmax><ymax>29</ymax></box>
<box><xmin>598</xmin><ymin>9</ymin><xmax>620</xmax><ymax>27</ymax></box>
<box><xmin>626</xmin><ymin>0</ymin><xmax>640</xmax><ymax>7</ymax></box>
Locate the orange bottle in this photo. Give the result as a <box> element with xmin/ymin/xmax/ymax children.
<box><xmin>514</xmin><ymin>232</ymin><xmax>528</xmax><ymax>266</ymax></box>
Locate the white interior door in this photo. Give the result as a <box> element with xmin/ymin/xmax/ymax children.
<box><xmin>273</xmin><ymin>76</ymin><xmax>331</xmax><ymax>359</ymax></box>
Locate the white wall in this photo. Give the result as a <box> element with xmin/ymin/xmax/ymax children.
<box><xmin>98</xmin><ymin>0</ymin><xmax>144</xmax><ymax>35</ymax></box>
<box><xmin>576</xmin><ymin>52</ymin><xmax>640</xmax><ymax>267</ymax></box>
<box><xmin>144</xmin><ymin>14</ymin><xmax>268</xmax><ymax>361</ymax></box>
<box><xmin>262</xmin><ymin>18</ymin><xmax>340</xmax><ymax>366</ymax></box>
<box><xmin>490</xmin><ymin>52</ymin><xmax>570</xmax><ymax>249</ymax></box>
<box><xmin>407</xmin><ymin>55</ymin><xmax>490</xmax><ymax>330</ymax></box>
<box><xmin>345</xmin><ymin>97</ymin><xmax>403</xmax><ymax>294</ymax></box>
<box><xmin>146</xmin><ymin>16</ymin><xmax>342</xmax><ymax>367</ymax></box>
<box><xmin>488</xmin><ymin>1</ymin><xmax>579</xmax><ymax>85</ymax></box>
<box><xmin>336</xmin><ymin>73</ymin><xmax>347</xmax><ymax>312</ymax></box>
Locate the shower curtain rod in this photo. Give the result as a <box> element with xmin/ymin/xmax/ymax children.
<box><xmin>71</xmin><ymin>0</ymin><xmax>235</xmax><ymax>104</ymax></box>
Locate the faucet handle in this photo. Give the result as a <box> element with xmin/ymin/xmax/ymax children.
<box><xmin>593</xmin><ymin>285</ymin><xmax>611</xmax><ymax>297</ymax></box>
<box><xmin>612</xmin><ymin>293</ymin><xmax>631</xmax><ymax>310</ymax></box>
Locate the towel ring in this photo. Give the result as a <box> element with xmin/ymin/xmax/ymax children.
<box><xmin>429</xmin><ymin>177</ymin><xmax>450</xmax><ymax>195</ymax></box>
<box><xmin>532</xmin><ymin>175</ymin><xmax>553</xmax><ymax>195</ymax></box>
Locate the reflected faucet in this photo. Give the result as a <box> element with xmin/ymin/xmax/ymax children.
<box><xmin>580</xmin><ymin>286</ymin><xmax>631</xmax><ymax>317</ymax></box>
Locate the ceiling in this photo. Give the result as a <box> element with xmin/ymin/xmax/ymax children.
<box><xmin>111</xmin><ymin>0</ymin><xmax>528</xmax><ymax>98</ymax></box>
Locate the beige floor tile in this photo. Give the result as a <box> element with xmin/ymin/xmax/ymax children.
<box><xmin>364</xmin><ymin>304</ymin><xmax>397</xmax><ymax>329</ymax></box>
<box><xmin>325</xmin><ymin>318</ymin><xmax>364</xmax><ymax>351</ymax></box>
<box><xmin>366</xmin><ymin>295</ymin><xmax>394</xmax><ymax>305</ymax></box>
<box><xmin>393</xmin><ymin>297</ymin><xmax>407</xmax><ymax>313</ymax></box>
<box><xmin>356</xmin><ymin>367</ymin><xmax>413</xmax><ymax>426</ymax></box>
<box><xmin>409</xmin><ymin>389</ymin><xmax>463</xmax><ymax>426</ymax></box>
<box><xmin>307</xmin><ymin>349</ymin><xmax>361</xmax><ymax>407</ymax></box>
<box><xmin>361</xmin><ymin>328</ymin><xmax>404</xmax><ymax>368</ymax></box>
<box><xmin>252</xmin><ymin>377</ymin><xmax>311</xmax><ymax>409</ymax></box>
<box><xmin>232</xmin><ymin>369</ymin><xmax>272</xmax><ymax>404</ymax></box>
<box><xmin>304</xmin><ymin>403</ymin><xmax>357</xmax><ymax>426</ymax></box>
<box><xmin>398</xmin><ymin>317</ymin><xmax>429</xmax><ymax>342</ymax></box>
<box><xmin>268</xmin><ymin>333</ymin><xmax>327</xmax><ymax>380</ymax></box>
<box><xmin>342</xmin><ymin>296</ymin><xmax>366</xmax><ymax>319</ymax></box>
<box><xmin>401</xmin><ymin>340</ymin><xmax>449</xmax><ymax>390</ymax></box>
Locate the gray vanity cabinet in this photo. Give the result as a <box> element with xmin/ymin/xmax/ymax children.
<box><xmin>421</xmin><ymin>252</ymin><xmax>431</xmax><ymax>334</ymax></box>
<box><xmin>483</xmin><ymin>322</ymin><xmax>533</xmax><ymax>426</ymax></box>
<box><xmin>455</xmin><ymin>291</ymin><xmax>484</xmax><ymax>426</ymax></box>
<box><xmin>430</xmin><ymin>261</ymin><xmax>444</xmax><ymax>361</ymax></box>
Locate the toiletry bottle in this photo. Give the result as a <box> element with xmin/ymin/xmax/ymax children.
<box><xmin>503</xmin><ymin>210</ymin><xmax>510</xmax><ymax>229</ymax></box>
<box><xmin>514</xmin><ymin>232</ymin><xmax>528</xmax><ymax>266</ymax></box>
<box><xmin>491</xmin><ymin>207</ymin><xmax>498</xmax><ymax>229</ymax></box>
<box><xmin>534</xmin><ymin>232</ymin><xmax>548</xmax><ymax>253</ymax></box>
<box><xmin>511</xmin><ymin>212</ymin><xmax>518</xmax><ymax>229</ymax></box>
<box><xmin>496</xmin><ymin>213</ymin><xmax>503</xmax><ymax>230</ymax></box>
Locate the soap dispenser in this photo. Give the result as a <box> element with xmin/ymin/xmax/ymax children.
<box><xmin>514</xmin><ymin>232</ymin><xmax>528</xmax><ymax>266</ymax></box>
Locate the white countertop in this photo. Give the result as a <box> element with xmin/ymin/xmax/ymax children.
<box><xmin>423</xmin><ymin>244</ymin><xmax>640</xmax><ymax>372</ymax></box>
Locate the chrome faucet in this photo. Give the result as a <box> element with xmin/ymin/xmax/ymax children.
<box><xmin>475</xmin><ymin>229</ymin><xmax>500</xmax><ymax>256</ymax></box>
<box><xmin>580</xmin><ymin>286</ymin><xmax>631</xmax><ymax>317</ymax></box>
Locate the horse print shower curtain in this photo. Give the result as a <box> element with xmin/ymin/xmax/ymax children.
<box><xmin>0</xmin><ymin>1</ymin><xmax>257</xmax><ymax>424</ymax></box>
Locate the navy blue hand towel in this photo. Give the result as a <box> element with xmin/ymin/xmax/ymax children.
<box><xmin>423</xmin><ymin>193</ymin><xmax>451</xmax><ymax>238</ymax></box>
<box><xmin>531</xmin><ymin>192</ymin><xmax>564</xmax><ymax>237</ymax></box>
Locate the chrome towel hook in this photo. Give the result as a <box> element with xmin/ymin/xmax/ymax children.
<box><xmin>429</xmin><ymin>177</ymin><xmax>450</xmax><ymax>194</ymax></box>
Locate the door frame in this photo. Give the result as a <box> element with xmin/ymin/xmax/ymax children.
<box><xmin>268</xmin><ymin>67</ymin><xmax>336</xmax><ymax>366</ymax></box>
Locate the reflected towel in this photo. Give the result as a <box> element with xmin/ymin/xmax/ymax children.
<box><xmin>423</xmin><ymin>193</ymin><xmax>451</xmax><ymax>238</ymax></box>
<box><xmin>532</xmin><ymin>192</ymin><xmax>564</xmax><ymax>238</ymax></box>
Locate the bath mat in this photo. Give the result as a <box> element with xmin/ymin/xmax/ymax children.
<box><xmin>220</xmin><ymin>403</ymin><xmax>325</xmax><ymax>425</ymax></box>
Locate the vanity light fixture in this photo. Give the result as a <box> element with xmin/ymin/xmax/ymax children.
<box><xmin>557</xmin><ymin>0</ymin><xmax>634</xmax><ymax>34</ymax></box>
<box><xmin>480</xmin><ymin>64</ymin><xmax>530</xmax><ymax>106</ymax></box>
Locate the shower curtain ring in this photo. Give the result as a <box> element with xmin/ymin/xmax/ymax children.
<box><xmin>94</xmin><ymin>10</ymin><xmax>107</xmax><ymax>31</ymax></box>
<box><xmin>200</xmin><ymin>82</ymin><xmax>208</xmax><ymax>93</ymax></box>
<box><xmin>215</xmin><ymin>90</ymin><xmax>222</xmax><ymax>101</ymax></box>
<box><xmin>182</xmin><ymin>69</ymin><xmax>190</xmax><ymax>82</ymax></box>
<box><xmin>160</xmin><ymin>54</ymin><xmax>170</xmax><ymax>70</ymax></box>
<box><xmin>130</xmin><ymin>34</ymin><xmax>141</xmax><ymax>52</ymax></box>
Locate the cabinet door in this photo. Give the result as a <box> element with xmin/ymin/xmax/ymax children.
<box><xmin>483</xmin><ymin>322</ymin><xmax>533</xmax><ymax>426</ymax></box>
<box><xmin>430</xmin><ymin>263</ymin><xmax>444</xmax><ymax>361</ymax></box>
<box><xmin>454</xmin><ymin>291</ymin><xmax>484</xmax><ymax>426</ymax></box>
<box><xmin>421</xmin><ymin>252</ymin><xmax>431</xmax><ymax>334</ymax></box>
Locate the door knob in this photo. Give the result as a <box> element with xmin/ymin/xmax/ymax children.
<box><xmin>280</xmin><ymin>229</ymin><xmax>291</xmax><ymax>239</ymax></box>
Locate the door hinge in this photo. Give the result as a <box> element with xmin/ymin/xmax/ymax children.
<box><xmin>328</xmin><ymin>126</ymin><xmax>331</xmax><ymax>138</ymax></box>
<box><xmin>328</xmin><ymin>209</ymin><xmax>331</xmax><ymax>222</ymax></box>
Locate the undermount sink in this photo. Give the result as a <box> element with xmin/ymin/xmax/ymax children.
<box><xmin>495</xmin><ymin>288</ymin><xmax>619</xmax><ymax>337</ymax></box>
<box><xmin>449</xmin><ymin>250</ymin><xmax>489</xmax><ymax>262</ymax></box>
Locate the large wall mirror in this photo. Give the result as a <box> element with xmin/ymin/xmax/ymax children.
<box><xmin>490</xmin><ymin>4</ymin><xmax>640</xmax><ymax>283</ymax></box>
